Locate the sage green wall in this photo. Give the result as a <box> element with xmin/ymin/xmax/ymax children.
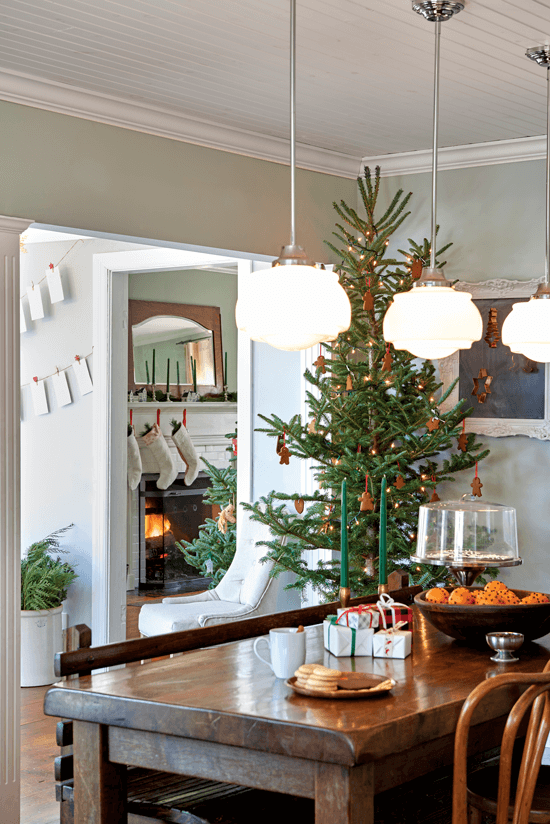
<box><xmin>380</xmin><ymin>161</ymin><xmax>550</xmax><ymax>594</ymax></box>
<box><xmin>0</xmin><ymin>101</ymin><xmax>356</xmax><ymax>261</ymax></box>
<box><xmin>129</xmin><ymin>269</ymin><xmax>238</xmax><ymax>392</ymax></box>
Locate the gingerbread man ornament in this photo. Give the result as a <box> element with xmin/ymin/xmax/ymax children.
<box><xmin>357</xmin><ymin>491</ymin><xmax>375</xmax><ymax>512</ymax></box>
<box><xmin>279</xmin><ymin>445</ymin><xmax>291</xmax><ymax>465</ymax></box>
<box><xmin>470</xmin><ymin>476</ymin><xmax>483</xmax><ymax>497</ymax></box>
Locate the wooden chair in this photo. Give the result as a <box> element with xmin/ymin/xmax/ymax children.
<box><xmin>453</xmin><ymin>661</ymin><xmax>550</xmax><ymax>824</ymax></box>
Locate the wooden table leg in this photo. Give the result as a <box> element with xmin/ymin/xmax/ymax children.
<box><xmin>314</xmin><ymin>762</ymin><xmax>374</xmax><ymax>824</ymax></box>
<box><xmin>73</xmin><ymin>721</ymin><xmax>127</xmax><ymax>824</ymax></box>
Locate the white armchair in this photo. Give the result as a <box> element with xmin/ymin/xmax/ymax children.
<box><xmin>138</xmin><ymin>519</ymin><xmax>286</xmax><ymax>637</ymax></box>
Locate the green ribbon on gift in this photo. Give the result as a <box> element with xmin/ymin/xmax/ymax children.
<box><xmin>326</xmin><ymin>615</ymin><xmax>356</xmax><ymax>656</ymax></box>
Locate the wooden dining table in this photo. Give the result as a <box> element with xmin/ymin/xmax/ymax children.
<box><xmin>44</xmin><ymin>608</ymin><xmax>550</xmax><ymax>824</ymax></box>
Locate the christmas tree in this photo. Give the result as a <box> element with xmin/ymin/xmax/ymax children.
<box><xmin>243</xmin><ymin>167</ymin><xmax>489</xmax><ymax>601</ymax></box>
<box><xmin>176</xmin><ymin>434</ymin><xmax>237</xmax><ymax>587</ymax></box>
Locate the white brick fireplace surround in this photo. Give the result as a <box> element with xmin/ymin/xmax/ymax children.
<box><xmin>127</xmin><ymin>400</ymin><xmax>237</xmax><ymax>589</ymax></box>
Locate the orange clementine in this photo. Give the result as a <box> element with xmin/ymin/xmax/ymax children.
<box><xmin>425</xmin><ymin>587</ymin><xmax>449</xmax><ymax>604</ymax></box>
<box><xmin>448</xmin><ymin>587</ymin><xmax>476</xmax><ymax>605</ymax></box>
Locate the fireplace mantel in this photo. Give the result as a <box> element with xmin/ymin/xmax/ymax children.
<box><xmin>129</xmin><ymin>400</ymin><xmax>237</xmax><ymax>474</ymax></box>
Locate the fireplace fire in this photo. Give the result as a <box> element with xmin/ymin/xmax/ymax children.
<box><xmin>138</xmin><ymin>472</ymin><xmax>214</xmax><ymax>593</ymax></box>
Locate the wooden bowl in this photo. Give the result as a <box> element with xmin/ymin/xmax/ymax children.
<box><xmin>414</xmin><ymin>588</ymin><xmax>550</xmax><ymax>644</ymax></box>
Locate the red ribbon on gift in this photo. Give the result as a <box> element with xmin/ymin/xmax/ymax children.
<box><xmin>337</xmin><ymin>605</ymin><xmax>378</xmax><ymax>629</ymax></box>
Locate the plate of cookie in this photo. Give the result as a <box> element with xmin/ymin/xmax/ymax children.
<box><xmin>286</xmin><ymin>664</ymin><xmax>395</xmax><ymax>698</ymax></box>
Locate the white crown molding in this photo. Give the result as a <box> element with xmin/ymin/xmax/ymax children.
<box><xmin>0</xmin><ymin>215</ymin><xmax>35</xmax><ymax>234</ymax></box>
<box><xmin>0</xmin><ymin>70</ymin><xmax>361</xmax><ymax>180</ymax></box>
<box><xmin>362</xmin><ymin>135</ymin><xmax>547</xmax><ymax>177</ymax></box>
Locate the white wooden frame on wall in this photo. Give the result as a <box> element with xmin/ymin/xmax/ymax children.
<box><xmin>438</xmin><ymin>278</ymin><xmax>550</xmax><ymax>439</ymax></box>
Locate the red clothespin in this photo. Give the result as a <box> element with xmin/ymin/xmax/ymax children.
<box><xmin>74</xmin><ymin>355</ymin><xmax>80</xmax><ymax>363</ymax></box>
<box><xmin>33</xmin><ymin>376</ymin><xmax>38</xmax><ymax>383</ymax></box>
<box><xmin>49</xmin><ymin>263</ymin><xmax>54</xmax><ymax>270</ymax></box>
<box><xmin>183</xmin><ymin>409</ymin><xmax>187</xmax><ymax>428</ymax></box>
<box><xmin>130</xmin><ymin>409</ymin><xmax>133</xmax><ymax>427</ymax></box>
<box><xmin>157</xmin><ymin>409</ymin><xmax>161</xmax><ymax>427</ymax></box>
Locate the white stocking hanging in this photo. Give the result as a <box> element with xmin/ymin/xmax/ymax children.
<box><xmin>127</xmin><ymin>425</ymin><xmax>142</xmax><ymax>490</ymax></box>
<box><xmin>172</xmin><ymin>422</ymin><xmax>199</xmax><ymax>486</ymax></box>
<box><xmin>142</xmin><ymin>423</ymin><xmax>178</xmax><ymax>490</ymax></box>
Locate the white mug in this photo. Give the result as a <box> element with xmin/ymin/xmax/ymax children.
<box><xmin>253</xmin><ymin>628</ymin><xmax>306</xmax><ymax>679</ymax></box>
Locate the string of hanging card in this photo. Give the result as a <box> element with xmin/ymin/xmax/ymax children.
<box><xmin>20</xmin><ymin>238</ymin><xmax>89</xmax><ymax>331</ymax></box>
<box><xmin>21</xmin><ymin>353</ymin><xmax>93</xmax><ymax>417</ymax></box>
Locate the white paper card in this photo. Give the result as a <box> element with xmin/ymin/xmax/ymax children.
<box><xmin>30</xmin><ymin>379</ymin><xmax>49</xmax><ymax>416</ymax></box>
<box><xmin>46</xmin><ymin>265</ymin><xmax>64</xmax><ymax>303</ymax></box>
<box><xmin>26</xmin><ymin>283</ymin><xmax>44</xmax><ymax>320</ymax></box>
<box><xmin>52</xmin><ymin>370</ymin><xmax>72</xmax><ymax>407</ymax></box>
<box><xmin>20</xmin><ymin>302</ymin><xmax>27</xmax><ymax>334</ymax></box>
<box><xmin>72</xmin><ymin>358</ymin><xmax>93</xmax><ymax>395</ymax></box>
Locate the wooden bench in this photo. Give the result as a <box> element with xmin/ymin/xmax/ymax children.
<box><xmin>53</xmin><ymin>576</ymin><xmax>417</xmax><ymax>824</ymax></box>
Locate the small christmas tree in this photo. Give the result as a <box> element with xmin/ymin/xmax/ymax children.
<box><xmin>243</xmin><ymin>167</ymin><xmax>489</xmax><ymax>601</ymax></box>
<box><xmin>176</xmin><ymin>434</ymin><xmax>237</xmax><ymax>587</ymax></box>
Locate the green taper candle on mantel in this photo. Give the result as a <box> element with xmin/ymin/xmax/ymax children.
<box><xmin>224</xmin><ymin>351</ymin><xmax>228</xmax><ymax>387</ymax></box>
<box><xmin>177</xmin><ymin>361</ymin><xmax>180</xmax><ymax>385</ymax></box>
<box><xmin>145</xmin><ymin>360</ymin><xmax>150</xmax><ymax>385</ymax></box>
<box><xmin>379</xmin><ymin>476</ymin><xmax>388</xmax><ymax>590</ymax></box>
<box><xmin>166</xmin><ymin>359</ymin><xmax>170</xmax><ymax>393</ymax></box>
<box><xmin>152</xmin><ymin>349</ymin><xmax>156</xmax><ymax>385</ymax></box>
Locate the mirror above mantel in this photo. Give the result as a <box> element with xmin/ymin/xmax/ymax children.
<box><xmin>128</xmin><ymin>299</ymin><xmax>224</xmax><ymax>395</ymax></box>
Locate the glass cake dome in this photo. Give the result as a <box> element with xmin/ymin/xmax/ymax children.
<box><xmin>412</xmin><ymin>495</ymin><xmax>521</xmax><ymax>572</ymax></box>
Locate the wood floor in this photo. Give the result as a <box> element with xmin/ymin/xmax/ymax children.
<box><xmin>20</xmin><ymin>589</ymin><xmax>203</xmax><ymax>824</ymax></box>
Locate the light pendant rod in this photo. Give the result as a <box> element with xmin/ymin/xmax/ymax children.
<box><xmin>272</xmin><ymin>0</ymin><xmax>320</xmax><ymax>269</ymax></box>
<box><xmin>525</xmin><ymin>45</ymin><xmax>550</xmax><ymax>298</ymax></box>
<box><xmin>411</xmin><ymin>1</ymin><xmax>463</xmax><ymax>286</ymax></box>
<box><xmin>546</xmin><ymin>65</ymin><xmax>550</xmax><ymax>285</ymax></box>
<box><xmin>290</xmin><ymin>0</ymin><xmax>296</xmax><ymax>248</ymax></box>
<box><xmin>430</xmin><ymin>20</ymin><xmax>441</xmax><ymax>270</ymax></box>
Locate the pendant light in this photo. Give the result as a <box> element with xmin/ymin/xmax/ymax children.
<box><xmin>383</xmin><ymin>1</ymin><xmax>482</xmax><ymax>360</ymax></box>
<box><xmin>502</xmin><ymin>46</ymin><xmax>550</xmax><ymax>363</ymax></box>
<box><xmin>235</xmin><ymin>0</ymin><xmax>351</xmax><ymax>351</ymax></box>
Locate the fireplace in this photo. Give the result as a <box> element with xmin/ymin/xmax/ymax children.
<box><xmin>138</xmin><ymin>472</ymin><xmax>214</xmax><ymax>594</ymax></box>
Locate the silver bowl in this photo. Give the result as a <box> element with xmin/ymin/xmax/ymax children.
<box><xmin>486</xmin><ymin>631</ymin><xmax>524</xmax><ymax>662</ymax></box>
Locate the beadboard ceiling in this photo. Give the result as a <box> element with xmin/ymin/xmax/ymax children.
<box><xmin>2</xmin><ymin>0</ymin><xmax>550</xmax><ymax>175</ymax></box>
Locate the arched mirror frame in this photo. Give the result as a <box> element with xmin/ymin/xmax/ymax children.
<box><xmin>128</xmin><ymin>299</ymin><xmax>224</xmax><ymax>394</ymax></box>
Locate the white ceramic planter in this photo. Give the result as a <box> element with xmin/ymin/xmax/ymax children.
<box><xmin>21</xmin><ymin>605</ymin><xmax>63</xmax><ymax>687</ymax></box>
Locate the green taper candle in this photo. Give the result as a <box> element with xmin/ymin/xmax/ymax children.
<box><xmin>340</xmin><ymin>479</ymin><xmax>349</xmax><ymax>588</ymax></box>
<box><xmin>177</xmin><ymin>361</ymin><xmax>180</xmax><ymax>385</ymax></box>
<box><xmin>166</xmin><ymin>358</ymin><xmax>170</xmax><ymax>393</ymax></box>
<box><xmin>379</xmin><ymin>476</ymin><xmax>387</xmax><ymax>586</ymax></box>
<box><xmin>192</xmin><ymin>358</ymin><xmax>197</xmax><ymax>392</ymax></box>
<box><xmin>224</xmin><ymin>351</ymin><xmax>228</xmax><ymax>386</ymax></box>
<box><xmin>152</xmin><ymin>349</ymin><xmax>156</xmax><ymax>385</ymax></box>
<box><xmin>145</xmin><ymin>360</ymin><xmax>150</xmax><ymax>385</ymax></box>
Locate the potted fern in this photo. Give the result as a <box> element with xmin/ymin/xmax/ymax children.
<box><xmin>21</xmin><ymin>525</ymin><xmax>77</xmax><ymax>687</ymax></box>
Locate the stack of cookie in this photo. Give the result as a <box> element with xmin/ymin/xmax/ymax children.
<box><xmin>294</xmin><ymin>664</ymin><xmax>341</xmax><ymax>692</ymax></box>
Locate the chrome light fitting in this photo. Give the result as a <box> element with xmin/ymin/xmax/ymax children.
<box><xmin>235</xmin><ymin>0</ymin><xmax>351</xmax><ymax>351</ymax></box>
<box><xmin>501</xmin><ymin>46</ymin><xmax>550</xmax><ymax>362</ymax></box>
<box><xmin>383</xmin><ymin>1</ymin><xmax>482</xmax><ymax>360</ymax></box>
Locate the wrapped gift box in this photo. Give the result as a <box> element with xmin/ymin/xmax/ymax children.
<box><xmin>372</xmin><ymin>628</ymin><xmax>412</xmax><ymax>659</ymax></box>
<box><xmin>336</xmin><ymin>605</ymin><xmax>380</xmax><ymax>630</ymax></box>
<box><xmin>377</xmin><ymin>593</ymin><xmax>413</xmax><ymax>632</ymax></box>
<box><xmin>323</xmin><ymin>616</ymin><xmax>374</xmax><ymax>657</ymax></box>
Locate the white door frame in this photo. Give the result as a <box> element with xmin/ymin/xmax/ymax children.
<box><xmin>0</xmin><ymin>215</ymin><xmax>34</xmax><ymax>824</ymax></box>
<box><xmin>92</xmin><ymin>247</ymin><xmax>253</xmax><ymax>645</ymax></box>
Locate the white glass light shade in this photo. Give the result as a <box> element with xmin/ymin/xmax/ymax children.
<box><xmin>383</xmin><ymin>287</ymin><xmax>483</xmax><ymax>360</ymax></box>
<box><xmin>236</xmin><ymin>265</ymin><xmax>351</xmax><ymax>351</ymax></box>
<box><xmin>501</xmin><ymin>298</ymin><xmax>550</xmax><ymax>363</ymax></box>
